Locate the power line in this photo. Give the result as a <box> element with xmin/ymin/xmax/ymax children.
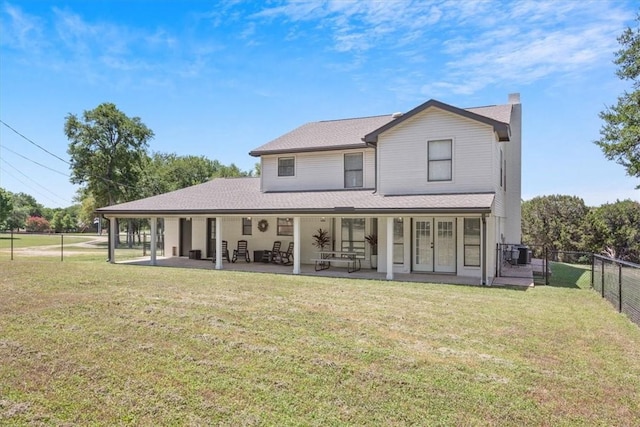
<box><xmin>0</xmin><ymin>158</ymin><xmax>72</xmax><ymax>206</ymax></box>
<box><xmin>0</xmin><ymin>143</ymin><xmax>70</xmax><ymax>177</ymax></box>
<box><xmin>0</xmin><ymin>119</ymin><xmax>70</xmax><ymax>165</ymax></box>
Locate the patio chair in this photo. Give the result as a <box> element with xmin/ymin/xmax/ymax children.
<box><xmin>232</xmin><ymin>239</ymin><xmax>251</xmax><ymax>263</ymax></box>
<box><xmin>212</xmin><ymin>240</ymin><xmax>230</xmax><ymax>263</ymax></box>
<box><xmin>261</xmin><ymin>240</ymin><xmax>282</xmax><ymax>263</ymax></box>
<box><xmin>275</xmin><ymin>242</ymin><xmax>294</xmax><ymax>265</ymax></box>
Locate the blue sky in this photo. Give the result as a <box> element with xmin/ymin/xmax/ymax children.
<box><xmin>0</xmin><ymin>0</ymin><xmax>638</xmax><ymax>208</ymax></box>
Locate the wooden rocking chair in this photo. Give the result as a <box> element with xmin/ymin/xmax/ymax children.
<box><xmin>275</xmin><ymin>242</ymin><xmax>294</xmax><ymax>265</ymax></box>
<box><xmin>232</xmin><ymin>239</ymin><xmax>251</xmax><ymax>263</ymax></box>
<box><xmin>261</xmin><ymin>240</ymin><xmax>282</xmax><ymax>263</ymax></box>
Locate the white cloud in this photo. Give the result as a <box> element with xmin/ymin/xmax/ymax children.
<box><xmin>253</xmin><ymin>0</ymin><xmax>635</xmax><ymax>97</ymax></box>
<box><xmin>0</xmin><ymin>3</ymin><xmax>46</xmax><ymax>51</ymax></box>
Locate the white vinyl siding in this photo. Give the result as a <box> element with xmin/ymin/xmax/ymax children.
<box><xmin>262</xmin><ymin>149</ymin><xmax>375</xmax><ymax>191</ymax></box>
<box><xmin>377</xmin><ymin>108</ymin><xmax>497</xmax><ymax>195</ymax></box>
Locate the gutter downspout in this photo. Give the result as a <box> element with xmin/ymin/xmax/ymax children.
<box><xmin>481</xmin><ymin>213</ymin><xmax>487</xmax><ymax>285</ymax></box>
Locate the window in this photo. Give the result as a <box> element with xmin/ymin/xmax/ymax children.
<box><xmin>344</xmin><ymin>153</ymin><xmax>363</xmax><ymax>188</ymax></box>
<box><xmin>464</xmin><ymin>218</ymin><xmax>481</xmax><ymax>267</ymax></box>
<box><xmin>340</xmin><ymin>218</ymin><xmax>365</xmax><ymax>257</ymax></box>
<box><xmin>428</xmin><ymin>139</ymin><xmax>452</xmax><ymax>181</ymax></box>
<box><xmin>277</xmin><ymin>217</ymin><xmax>293</xmax><ymax>236</ymax></box>
<box><xmin>242</xmin><ymin>217</ymin><xmax>252</xmax><ymax>235</ymax></box>
<box><xmin>278</xmin><ymin>157</ymin><xmax>295</xmax><ymax>177</ymax></box>
<box><xmin>393</xmin><ymin>218</ymin><xmax>404</xmax><ymax>264</ymax></box>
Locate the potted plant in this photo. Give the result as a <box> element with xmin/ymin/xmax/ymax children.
<box><xmin>365</xmin><ymin>233</ymin><xmax>378</xmax><ymax>269</ymax></box>
<box><xmin>312</xmin><ymin>228</ymin><xmax>330</xmax><ymax>252</ymax></box>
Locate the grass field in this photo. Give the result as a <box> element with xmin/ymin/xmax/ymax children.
<box><xmin>0</xmin><ymin>233</ymin><xmax>148</xmax><ymax>262</ymax></box>
<box><xmin>1</xmin><ymin>260</ymin><xmax>639</xmax><ymax>425</ymax></box>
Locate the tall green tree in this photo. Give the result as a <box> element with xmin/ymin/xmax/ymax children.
<box><xmin>582</xmin><ymin>199</ymin><xmax>640</xmax><ymax>263</ymax></box>
<box><xmin>595</xmin><ymin>13</ymin><xmax>640</xmax><ymax>188</ymax></box>
<box><xmin>522</xmin><ymin>195</ymin><xmax>589</xmax><ymax>252</ymax></box>
<box><xmin>0</xmin><ymin>188</ymin><xmax>12</xmax><ymax>229</ymax></box>
<box><xmin>65</xmin><ymin>103</ymin><xmax>154</xmax><ymax>207</ymax></box>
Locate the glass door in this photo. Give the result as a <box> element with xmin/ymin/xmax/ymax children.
<box><xmin>434</xmin><ymin>218</ymin><xmax>456</xmax><ymax>273</ymax></box>
<box><xmin>413</xmin><ymin>218</ymin><xmax>433</xmax><ymax>272</ymax></box>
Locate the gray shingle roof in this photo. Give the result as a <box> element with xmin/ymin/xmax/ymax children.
<box><xmin>251</xmin><ymin>100</ymin><xmax>512</xmax><ymax>156</ymax></box>
<box><xmin>249</xmin><ymin>115</ymin><xmax>396</xmax><ymax>156</ymax></box>
<box><xmin>466</xmin><ymin>104</ymin><xmax>512</xmax><ymax>124</ymax></box>
<box><xmin>97</xmin><ymin>177</ymin><xmax>495</xmax><ymax>216</ymax></box>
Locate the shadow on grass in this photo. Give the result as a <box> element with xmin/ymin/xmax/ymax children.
<box><xmin>548</xmin><ymin>262</ymin><xmax>591</xmax><ymax>289</ymax></box>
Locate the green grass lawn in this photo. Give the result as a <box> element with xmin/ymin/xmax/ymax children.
<box><xmin>1</xmin><ymin>261</ymin><xmax>639</xmax><ymax>425</ymax></box>
<box><xmin>548</xmin><ymin>262</ymin><xmax>592</xmax><ymax>288</ymax></box>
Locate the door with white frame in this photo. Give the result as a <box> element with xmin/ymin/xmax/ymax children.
<box><xmin>413</xmin><ymin>217</ymin><xmax>456</xmax><ymax>273</ymax></box>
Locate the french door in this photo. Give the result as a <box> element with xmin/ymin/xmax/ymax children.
<box><xmin>413</xmin><ymin>218</ymin><xmax>456</xmax><ymax>273</ymax></box>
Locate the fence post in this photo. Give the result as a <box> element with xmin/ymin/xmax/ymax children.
<box><xmin>10</xmin><ymin>229</ymin><xmax>14</xmax><ymax>261</ymax></box>
<box><xmin>545</xmin><ymin>247</ymin><xmax>549</xmax><ymax>286</ymax></box>
<box><xmin>61</xmin><ymin>234</ymin><xmax>64</xmax><ymax>262</ymax></box>
<box><xmin>590</xmin><ymin>254</ymin><xmax>594</xmax><ymax>288</ymax></box>
<box><xmin>601</xmin><ymin>258</ymin><xmax>605</xmax><ymax>298</ymax></box>
<box><xmin>618</xmin><ymin>263</ymin><xmax>623</xmax><ymax>313</ymax></box>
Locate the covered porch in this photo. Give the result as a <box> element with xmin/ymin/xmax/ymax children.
<box><xmin>117</xmin><ymin>255</ymin><xmax>533</xmax><ymax>289</ymax></box>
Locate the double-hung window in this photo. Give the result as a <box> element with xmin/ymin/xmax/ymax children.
<box><xmin>278</xmin><ymin>157</ymin><xmax>295</xmax><ymax>177</ymax></box>
<box><xmin>242</xmin><ymin>217</ymin><xmax>252</xmax><ymax>235</ymax></box>
<box><xmin>344</xmin><ymin>153</ymin><xmax>363</xmax><ymax>188</ymax></box>
<box><xmin>463</xmin><ymin>218</ymin><xmax>481</xmax><ymax>267</ymax></box>
<box><xmin>428</xmin><ymin>139</ymin><xmax>452</xmax><ymax>182</ymax></box>
<box><xmin>277</xmin><ymin>218</ymin><xmax>293</xmax><ymax>236</ymax></box>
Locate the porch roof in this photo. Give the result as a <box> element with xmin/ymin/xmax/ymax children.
<box><xmin>97</xmin><ymin>177</ymin><xmax>495</xmax><ymax>217</ymax></box>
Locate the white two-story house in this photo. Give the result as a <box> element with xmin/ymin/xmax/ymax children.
<box><xmin>98</xmin><ymin>93</ymin><xmax>522</xmax><ymax>285</ymax></box>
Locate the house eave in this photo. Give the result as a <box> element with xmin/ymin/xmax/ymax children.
<box><xmin>249</xmin><ymin>143</ymin><xmax>370</xmax><ymax>157</ymax></box>
<box><xmin>98</xmin><ymin>206</ymin><xmax>493</xmax><ymax>218</ymax></box>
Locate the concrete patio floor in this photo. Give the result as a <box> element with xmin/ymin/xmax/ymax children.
<box><xmin>118</xmin><ymin>255</ymin><xmax>534</xmax><ymax>289</ymax></box>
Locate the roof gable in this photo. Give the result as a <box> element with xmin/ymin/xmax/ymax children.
<box><xmin>363</xmin><ymin>99</ymin><xmax>511</xmax><ymax>143</ymax></box>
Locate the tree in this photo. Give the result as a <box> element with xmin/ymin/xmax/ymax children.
<box><xmin>50</xmin><ymin>211</ymin><xmax>64</xmax><ymax>233</ymax></box>
<box><xmin>4</xmin><ymin>192</ymin><xmax>43</xmax><ymax>231</ymax></box>
<box><xmin>595</xmin><ymin>13</ymin><xmax>640</xmax><ymax>188</ymax></box>
<box><xmin>521</xmin><ymin>195</ymin><xmax>589</xmax><ymax>252</ymax></box>
<box><xmin>25</xmin><ymin>216</ymin><xmax>51</xmax><ymax>232</ymax></box>
<box><xmin>582</xmin><ymin>199</ymin><xmax>640</xmax><ymax>263</ymax></box>
<box><xmin>0</xmin><ymin>188</ymin><xmax>12</xmax><ymax>230</ymax></box>
<box><xmin>65</xmin><ymin>103</ymin><xmax>154</xmax><ymax>207</ymax></box>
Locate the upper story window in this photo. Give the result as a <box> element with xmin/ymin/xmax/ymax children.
<box><xmin>278</xmin><ymin>157</ymin><xmax>295</xmax><ymax>177</ymax></box>
<box><xmin>428</xmin><ymin>139</ymin><xmax>452</xmax><ymax>182</ymax></box>
<box><xmin>344</xmin><ymin>153</ymin><xmax>363</xmax><ymax>188</ymax></box>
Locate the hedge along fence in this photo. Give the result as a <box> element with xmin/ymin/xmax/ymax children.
<box><xmin>592</xmin><ymin>255</ymin><xmax>640</xmax><ymax>327</ymax></box>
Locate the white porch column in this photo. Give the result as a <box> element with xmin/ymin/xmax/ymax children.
<box><xmin>150</xmin><ymin>217</ymin><xmax>157</xmax><ymax>266</ymax></box>
<box><xmin>293</xmin><ymin>216</ymin><xmax>301</xmax><ymax>274</ymax></box>
<box><xmin>386</xmin><ymin>216</ymin><xmax>394</xmax><ymax>280</ymax></box>
<box><xmin>215</xmin><ymin>217</ymin><xmax>223</xmax><ymax>270</ymax></box>
<box><xmin>109</xmin><ymin>217</ymin><xmax>117</xmax><ymax>264</ymax></box>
